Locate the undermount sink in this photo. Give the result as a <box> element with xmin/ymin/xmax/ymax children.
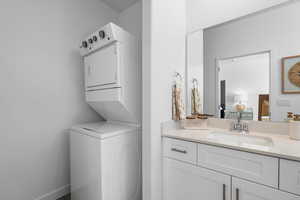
<box><xmin>207</xmin><ymin>131</ymin><xmax>273</xmax><ymax>150</ymax></box>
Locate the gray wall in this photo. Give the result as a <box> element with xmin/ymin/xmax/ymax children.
<box><xmin>0</xmin><ymin>0</ymin><xmax>117</xmax><ymax>199</ymax></box>
<box><xmin>204</xmin><ymin>1</ymin><xmax>300</xmax><ymax>121</ymax></box>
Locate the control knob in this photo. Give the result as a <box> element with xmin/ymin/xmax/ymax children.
<box><xmin>93</xmin><ymin>36</ymin><xmax>97</xmax><ymax>42</ymax></box>
<box><xmin>99</xmin><ymin>30</ymin><xmax>105</xmax><ymax>39</ymax></box>
<box><xmin>82</xmin><ymin>41</ymin><xmax>88</xmax><ymax>48</ymax></box>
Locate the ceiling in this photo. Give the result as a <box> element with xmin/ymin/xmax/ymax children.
<box><xmin>101</xmin><ymin>0</ymin><xmax>139</xmax><ymax>12</ymax></box>
<box><xmin>187</xmin><ymin>0</ymin><xmax>291</xmax><ymax>32</ymax></box>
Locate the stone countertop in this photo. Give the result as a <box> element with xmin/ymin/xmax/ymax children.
<box><xmin>162</xmin><ymin>127</ymin><xmax>300</xmax><ymax>162</ymax></box>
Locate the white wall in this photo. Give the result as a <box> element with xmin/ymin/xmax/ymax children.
<box><xmin>0</xmin><ymin>0</ymin><xmax>118</xmax><ymax>199</ymax></box>
<box><xmin>117</xmin><ymin>1</ymin><xmax>142</xmax><ymax>39</ymax></box>
<box><xmin>219</xmin><ymin>53</ymin><xmax>270</xmax><ymax>120</ymax></box>
<box><xmin>142</xmin><ymin>0</ymin><xmax>186</xmax><ymax>199</ymax></box>
<box><xmin>187</xmin><ymin>0</ymin><xmax>289</xmax><ymax>32</ymax></box>
<box><xmin>204</xmin><ymin>1</ymin><xmax>300</xmax><ymax>121</ymax></box>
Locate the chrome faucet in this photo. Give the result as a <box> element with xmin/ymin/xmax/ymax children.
<box><xmin>231</xmin><ymin>112</ymin><xmax>249</xmax><ymax>134</ymax></box>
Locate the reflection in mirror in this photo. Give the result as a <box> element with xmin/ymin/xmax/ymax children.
<box><xmin>186</xmin><ymin>31</ymin><xmax>204</xmax><ymax>116</ymax></box>
<box><xmin>186</xmin><ymin>1</ymin><xmax>300</xmax><ymax>122</ymax></box>
<box><xmin>217</xmin><ymin>52</ymin><xmax>270</xmax><ymax>121</ymax></box>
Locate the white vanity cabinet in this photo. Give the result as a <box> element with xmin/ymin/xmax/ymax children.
<box><xmin>280</xmin><ymin>159</ymin><xmax>300</xmax><ymax>195</ymax></box>
<box><xmin>197</xmin><ymin>143</ymin><xmax>278</xmax><ymax>188</ymax></box>
<box><xmin>232</xmin><ymin>178</ymin><xmax>300</xmax><ymax>200</ymax></box>
<box><xmin>163</xmin><ymin>137</ymin><xmax>300</xmax><ymax>200</ymax></box>
<box><xmin>163</xmin><ymin>158</ymin><xmax>231</xmax><ymax>200</ymax></box>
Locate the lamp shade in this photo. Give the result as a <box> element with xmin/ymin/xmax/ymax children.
<box><xmin>234</xmin><ymin>93</ymin><xmax>248</xmax><ymax>104</ymax></box>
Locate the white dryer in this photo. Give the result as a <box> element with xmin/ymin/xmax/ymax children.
<box><xmin>80</xmin><ymin>22</ymin><xmax>140</xmax><ymax>124</ymax></box>
<box><xmin>70</xmin><ymin>122</ymin><xmax>141</xmax><ymax>200</ymax></box>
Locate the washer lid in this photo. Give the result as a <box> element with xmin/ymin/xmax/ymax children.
<box><xmin>71</xmin><ymin>121</ymin><xmax>139</xmax><ymax>139</ymax></box>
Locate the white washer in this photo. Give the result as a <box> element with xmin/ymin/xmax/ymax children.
<box><xmin>70</xmin><ymin>121</ymin><xmax>141</xmax><ymax>200</ymax></box>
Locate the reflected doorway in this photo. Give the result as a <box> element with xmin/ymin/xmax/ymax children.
<box><xmin>217</xmin><ymin>52</ymin><xmax>271</xmax><ymax>121</ymax></box>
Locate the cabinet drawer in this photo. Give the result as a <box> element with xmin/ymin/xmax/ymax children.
<box><xmin>197</xmin><ymin>143</ymin><xmax>279</xmax><ymax>187</ymax></box>
<box><xmin>280</xmin><ymin>159</ymin><xmax>300</xmax><ymax>195</ymax></box>
<box><xmin>163</xmin><ymin>138</ymin><xmax>197</xmax><ymax>164</ymax></box>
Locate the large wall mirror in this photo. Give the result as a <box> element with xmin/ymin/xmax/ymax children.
<box><xmin>186</xmin><ymin>0</ymin><xmax>300</xmax><ymax>122</ymax></box>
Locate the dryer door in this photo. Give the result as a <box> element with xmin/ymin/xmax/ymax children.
<box><xmin>84</xmin><ymin>43</ymin><xmax>119</xmax><ymax>89</ymax></box>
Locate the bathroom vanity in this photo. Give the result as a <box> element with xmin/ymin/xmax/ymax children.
<box><xmin>162</xmin><ymin>119</ymin><xmax>300</xmax><ymax>200</ymax></box>
<box><xmin>162</xmin><ymin>1</ymin><xmax>300</xmax><ymax>200</ymax></box>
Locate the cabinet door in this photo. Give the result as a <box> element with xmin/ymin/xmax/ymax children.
<box><xmin>280</xmin><ymin>159</ymin><xmax>300</xmax><ymax>195</ymax></box>
<box><xmin>84</xmin><ymin>43</ymin><xmax>119</xmax><ymax>88</ymax></box>
<box><xmin>232</xmin><ymin>177</ymin><xmax>300</xmax><ymax>200</ymax></box>
<box><xmin>163</xmin><ymin>158</ymin><xmax>231</xmax><ymax>200</ymax></box>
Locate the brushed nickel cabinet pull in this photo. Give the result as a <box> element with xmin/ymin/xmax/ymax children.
<box><xmin>236</xmin><ymin>188</ymin><xmax>239</xmax><ymax>200</ymax></box>
<box><xmin>171</xmin><ymin>148</ymin><xmax>187</xmax><ymax>154</ymax></box>
<box><xmin>223</xmin><ymin>184</ymin><xmax>226</xmax><ymax>200</ymax></box>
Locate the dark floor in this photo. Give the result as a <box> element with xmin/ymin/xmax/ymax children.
<box><xmin>57</xmin><ymin>194</ymin><xmax>70</xmax><ymax>200</ymax></box>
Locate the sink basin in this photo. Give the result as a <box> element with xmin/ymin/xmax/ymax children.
<box><xmin>207</xmin><ymin>132</ymin><xmax>273</xmax><ymax>150</ymax></box>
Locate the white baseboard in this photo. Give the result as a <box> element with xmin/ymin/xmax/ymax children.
<box><xmin>34</xmin><ymin>185</ymin><xmax>70</xmax><ymax>200</ymax></box>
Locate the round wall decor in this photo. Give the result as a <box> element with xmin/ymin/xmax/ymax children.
<box><xmin>288</xmin><ymin>62</ymin><xmax>300</xmax><ymax>87</ymax></box>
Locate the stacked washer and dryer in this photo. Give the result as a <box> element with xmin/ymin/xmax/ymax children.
<box><xmin>70</xmin><ymin>23</ymin><xmax>141</xmax><ymax>200</ymax></box>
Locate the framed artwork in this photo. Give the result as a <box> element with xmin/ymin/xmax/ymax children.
<box><xmin>282</xmin><ymin>55</ymin><xmax>300</xmax><ymax>94</ymax></box>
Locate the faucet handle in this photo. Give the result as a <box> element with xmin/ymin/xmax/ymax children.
<box><xmin>242</xmin><ymin>123</ymin><xmax>249</xmax><ymax>132</ymax></box>
<box><xmin>230</xmin><ymin>121</ymin><xmax>235</xmax><ymax>130</ymax></box>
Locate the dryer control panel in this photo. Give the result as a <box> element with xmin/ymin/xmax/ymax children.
<box><xmin>79</xmin><ymin>23</ymin><xmax>119</xmax><ymax>56</ymax></box>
